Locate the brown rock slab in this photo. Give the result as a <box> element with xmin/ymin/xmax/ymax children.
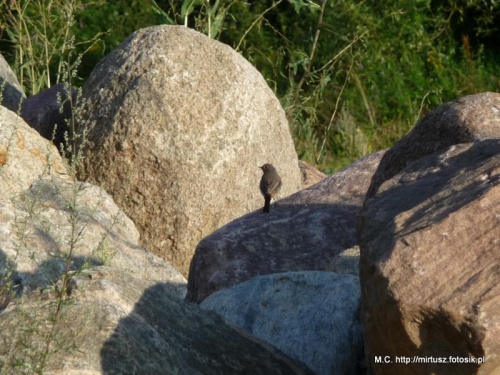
<box><xmin>359</xmin><ymin>140</ymin><xmax>500</xmax><ymax>375</ymax></box>
<box><xmin>367</xmin><ymin>92</ymin><xmax>500</xmax><ymax>198</ymax></box>
<box><xmin>298</xmin><ymin>160</ymin><xmax>327</xmax><ymax>189</ymax></box>
<box><xmin>0</xmin><ymin>106</ymin><xmax>69</xmax><ymax>200</ymax></box>
<box><xmin>186</xmin><ymin>150</ymin><xmax>385</xmax><ymax>304</ymax></box>
<box><xmin>79</xmin><ymin>25</ymin><xmax>301</xmax><ymax>276</ymax></box>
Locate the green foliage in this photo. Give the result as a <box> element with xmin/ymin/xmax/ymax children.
<box><xmin>151</xmin><ymin>0</ymin><xmax>246</xmax><ymax>39</ymax></box>
<box><xmin>216</xmin><ymin>0</ymin><xmax>499</xmax><ymax>171</ymax></box>
<box><xmin>73</xmin><ymin>0</ymin><xmax>165</xmax><ymax>81</ymax></box>
<box><xmin>338</xmin><ymin>0</ymin><xmax>500</xmax><ymax>154</ymax></box>
<box><xmin>0</xmin><ymin>0</ymin><xmax>104</xmax><ymax>96</ymax></box>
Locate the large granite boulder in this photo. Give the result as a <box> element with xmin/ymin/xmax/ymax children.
<box><xmin>367</xmin><ymin>92</ymin><xmax>500</xmax><ymax>198</ymax></box>
<box><xmin>20</xmin><ymin>83</ymin><xmax>77</xmax><ymax>150</ymax></box>
<box><xmin>78</xmin><ymin>25</ymin><xmax>301</xmax><ymax>276</ymax></box>
<box><xmin>0</xmin><ymin>106</ymin><xmax>68</xmax><ymax>200</ymax></box>
<box><xmin>0</xmin><ymin>270</ymin><xmax>312</xmax><ymax>374</ymax></box>
<box><xmin>359</xmin><ymin>139</ymin><xmax>500</xmax><ymax>375</ymax></box>
<box><xmin>186</xmin><ymin>150</ymin><xmax>384</xmax><ymax>303</ymax></box>
<box><xmin>0</xmin><ymin>53</ymin><xmax>25</xmax><ymax>113</ymax></box>
<box><xmin>201</xmin><ymin>271</ymin><xmax>364</xmax><ymax>375</ymax></box>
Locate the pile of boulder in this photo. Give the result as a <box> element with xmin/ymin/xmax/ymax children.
<box><xmin>1</xmin><ymin>25</ymin><xmax>499</xmax><ymax>374</ymax></box>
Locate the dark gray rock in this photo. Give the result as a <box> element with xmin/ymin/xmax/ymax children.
<box><xmin>186</xmin><ymin>150</ymin><xmax>385</xmax><ymax>304</ymax></box>
<box><xmin>0</xmin><ymin>53</ymin><xmax>25</xmax><ymax>112</ymax></box>
<box><xmin>201</xmin><ymin>271</ymin><xmax>364</xmax><ymax>375</ymax></box>
<box><xmin>20</xmin><ymin>83</ymin><xmax>77</xmax><ymax>150</ymax></box>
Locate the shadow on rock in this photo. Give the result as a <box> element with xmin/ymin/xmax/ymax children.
<box><xmin>100</xmin><ymin>282</ymin><xmax>313</xmax><ymax>375</ymax></box>
<box><xmin>0</xmin><ymin>247</ymin><xmax>103</xmax><ymax>310</ymax></box>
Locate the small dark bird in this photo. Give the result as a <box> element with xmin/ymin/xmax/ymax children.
<box><xmin>259</xmin><ymin>163</ymin><xmax>282</xmax><ymax>213</ymax></box>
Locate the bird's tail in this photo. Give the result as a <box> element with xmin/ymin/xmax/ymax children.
<box><xmin>263</xmin><ymin>194</ymin><xmax>271</xmax><ymax>213</ymax></box>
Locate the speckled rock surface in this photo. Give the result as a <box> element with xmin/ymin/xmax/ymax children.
<box><xmin>359</xmin><ymin>140</ymin><xmax>500</xmax><ymax>375</ymax></box>
<box><xmin>186</xmin><ymin>150</ymin><xmax>385</xmax><ymax>303</ymax></box>
<box><xmin>79</xmin><ymin>25</ymin><xmax>301</xmax><ymax>276</ymax></box>
<box><xmin>0</xmin><ymin>106</ymin><xmax>68</xmax><ymax>200</ymax></box>
<box><xmin>201</xmin><ymin>271</ymin><xmax>364</xmax><ymax>375</ymax></box>
<box><xmin>0</xmin><ymin>178</ymin><xmax>186</xmax><ymax>298</ymax></box>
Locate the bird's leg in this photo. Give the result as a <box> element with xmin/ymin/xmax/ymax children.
<box><xmin>263</xmin><ymin>194</ymin><xmax>271</xmax><ymax>213</ymax></box>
